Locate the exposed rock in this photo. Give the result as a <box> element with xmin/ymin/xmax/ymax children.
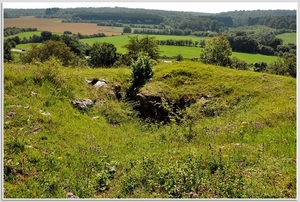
<box><xmin>5</xmin><ymin>112</ymin><xmax>15</xmax><ymax>118</ymax></box>
<box><xmin>71</xmin><ymin>98</ymin><xmax>94</xmax><ymax>110</ymax></box>
<box><xmin>39</xmin><ymin>110</ymin><xmax>51</xmax><ymax>116</ymax></box>
<box><xmin>30</xmin><ymin>91</ymin><xmax>38</xmax><ymax>96</ymax></box>
<box><xmin>30</xmin><ymin>125</ymin><xmax>41</xmax><ymax>133</ymax></box>
<box><xmin>85</xmin><ymin>77</ymin><xmax>108</xmax><ymax>90</ymax></box>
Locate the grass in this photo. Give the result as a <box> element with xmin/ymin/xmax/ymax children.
<box><xmin>275</xmin><ymin>33</ymin><xmax>296</xmax><ymax>45</ymax></box>
<box><xmin>82</xmin><ymin>35</ymin><xmax>280</xmax><ymax>63</ymax></box>
<box><xmin>10</xmin><ymin>32</ymin><xmax>279</xmax><ymax>63</ymax></box>
<box><xmin>4</xmin><ymin>59</ymin><xmax>296</xmax><ymax>198</ymax></box>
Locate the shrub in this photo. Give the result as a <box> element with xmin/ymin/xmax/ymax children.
<box><xmin>131</xmin><ymin>53</ymin><xmax>154</xmax><ymax>88</ymax></box>
<box><xmin>230</xmin><ymin>57</ymin><xmax>248</xmax><ymax>70</ymax></box>
<box><xmin>176</xmin><ymin>54</ymin><xmax>184</xmax><ymax>61</ymax></box>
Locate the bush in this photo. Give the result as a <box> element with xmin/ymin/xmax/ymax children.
<box><xmin>131</xmin><ymin>53</ymin><xmax>154</xmax><ymax>88</ymax></box>
<box><xmin>230</xmin><ymin>57</ymin><xmax>248</xmax><ymax>70</ymax></box>
<box><xmin>176</xmin><ymin>54</ymin><xmax>184</xmax><ymax>61</ymax></box>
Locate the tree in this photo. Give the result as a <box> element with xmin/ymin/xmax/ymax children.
<box><xmin>123</xmin><ymin>35</ymin><xmax>160</xmax><ymax>60</ymax></box>
<box><xmin>123</xmin><ymin>25</ymin><xmax>132</xmax><ymax>33</ymax></box>
<box><xmin>41</xmin><ymin>31</ymin><xmax>52</xmax><ymax>41</ymax></box>
<box><xmin>89</xmin><ymin>42</ymin><xmax>117</xmax><ymax>67</ymax></box>
<box><xmin>200</xmin><ymin>33</ymin><xmax>232</xmax><ymax>67</ymax></box>
<box><xmin>21</xmin><ymin>40</ymin><xmax>82</xmax><ymax>67</ymax></box>
<box><xmin>4</xmin><ymin>40</ymin><xmax>13</xmax><ymax>62</ymax></box>
<box><xmin>61</xmin><ymin>34</ymin><xmax>86</xmax><ymax>58</ymax></box>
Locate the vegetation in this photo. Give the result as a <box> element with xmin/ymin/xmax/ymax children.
<box><xmin>89</xmin><ymin>42</ymin><xmax>117</xmax><ymax>68</ymax></box>
<box><xmin>3</xmin><ymin>6</ymin><xmax>297</xmax><ymax>199</ymax></box>
<box><xmin>200</xmin><ymin>33</ymin><xmax>232</xmax><ymax>67</ymax></box>
<box><xmin>123</xmin><ymin>35</ymin><xmax>160</xmax><ymax>60</ymax></box>
<box><xmin>4</xmin><ymin>59</ymin><xmax>296</xmax><ymax>198</ymax></box>
<box><xmin>4</xmin><ymin>40</ymin><xmax>13</xmax><ymax>62</ymax></box>
<box><xmin>20</xmin><ymin>40</ymin><xmax>85</xmax><ymax>67</ymax></box>
<box><xmin>130</xmin><ymin>53</ymin><xmax>154</xmax><ymax>88</ymax></box>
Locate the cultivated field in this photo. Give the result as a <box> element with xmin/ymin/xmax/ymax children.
<box><xmin>4</xmin><ymin>16</ymin><xmax>122</xmax><ymax>36</ymax></box>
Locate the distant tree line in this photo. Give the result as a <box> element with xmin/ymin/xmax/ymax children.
<box><xmin>72</xmin><ymin>12</ymin><xmax>164</xmax><ymax>24</ymax></box>
<box><xmin>4</xmin><ymin>27</ymin><xmax>38</xmax><ymax>37</ymax></box>
<box><xmin>5</xmin><ymin>30</ymin><xmax>106</xmax><ymax>48</ymax></box>
<box><xmin>45</xmin><ymin>7</ymin><xmax>60</xmax><ymax>15</ymax></box>
<box><xmin>247</xmin><ymin>16</ymin><xmax>296</xmax><ymax>30</ymax></box>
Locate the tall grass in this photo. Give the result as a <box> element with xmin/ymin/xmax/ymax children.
<box><xmin>4</xmin><ymin>59</ymin><xmax>295</xmax><ymax>198</ymax></box>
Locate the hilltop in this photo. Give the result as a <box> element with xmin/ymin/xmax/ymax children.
<box><xmin>3</xmin><ymin>60</ymin><xmax>296</xmax><ymax>198</ymax></box>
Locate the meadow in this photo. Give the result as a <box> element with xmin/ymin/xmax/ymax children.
<box><xmin>4</xmin><ymin>59</ymin><xmax>296</xmax><ymax>198</ymax></box>
<box><xmin>12</xmin><ymin>33</ymin><xmax>279</xmax><ymax>64</ymax></box>
<box><xmin>275</xmin><ymin>33</ymin><xmax>297</xmax><ymax>45</ymax></box>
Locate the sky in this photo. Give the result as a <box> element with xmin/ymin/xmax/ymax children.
<box><xmin>2</xmin><ymin>2</ymin><xmax>298</xmax><ymax>14</ymax></box>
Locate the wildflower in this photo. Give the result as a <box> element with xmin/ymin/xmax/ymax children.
<box><xmin>66</xmin><ymin>192</ymin><xmax>73</xmax><ymax>198</ymax></box>
<box><xmin>11</xmin><ymin>168</ymin><xmax>16</xmax><ymax>174</ymax></box>
<box><xmin>241</xmin><ymin>121</ymin><xmax>248</xmax><ymax>128</ymax></box>
<box><xmin>170</xmin><ymin>118</ymin><xmax>176</xmax><ymax>123</ymax></box>
<box><xmin>57</xmin><ymin>157</ymin><xmax>63</xmax><ymax>160</ymax></box>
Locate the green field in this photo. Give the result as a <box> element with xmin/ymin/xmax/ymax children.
<box><xmin>81</xmin><ymin>35</ymin><xmax>278</xmax><ymax>63</ymax></box>
<box><xmin>4</xmin><ymin>59</ymin><xmax>296</xmax><ymax>198</ymax></box>
<box><xmin>275</xmin><ymin>33</ymin><xmax>296</xmax><ymax>45</ymax></box>
<box><xmin>13</xmin><ymin>33</ymin><xmax>279</xmax><ymax>64</ymax></box>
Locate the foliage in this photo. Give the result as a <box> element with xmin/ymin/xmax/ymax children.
<box><xmin>72</xmin><ymin>12</ymin><xmax>164</xmax><ymax>24</ymax></box>
<box><xmin>131</xmin><ymin>53</ymin><xmax>154</xmax><ymax>88</ymax></box>
<box><xmin>89</xmin><ymin>42</ymin><xmax>117</xmax><ymax>67</ymax></box>
<box><xmin>200</xmin><ymin>33</ymin><xmax>232</xmax><ymax>67</ymax></box>
<box><xmin>60</xmin><ymin>34</ymin><xmax>87</xmax><ymax>58</ymax></box>
<box><xmin>4</xmin><ymin>40</ymin><xmax>13</xmax><ymax>62</ymax></box>
<box><xmin>176</xmin><ymin>54</ymin><xmax>184</xmax><ymax>61</ymax></box>
<box><xmin>4</xmin><ymin>27</ymin><xmax>38</xmax><ymax>37</ymax></box>
<box><xmin>227</xmin><ymin>32</ymin><xmax>259</xmax><ymax>54</ymax></box>
<box><xmin>123</xmin><ymin>35</ymin><xmax>160</xmax><ymax>60</ymax></box>
<box><xmin>267</xmin><ymin>53</ymin><xmax>296</xmax><ymax>78</ymax></box>
<box><xmin>123</xmin><ymin>25</ymin><xmax>132</xmax><ymax>33</ymax></box>
<box><xmin>21</xmin><ymin>40</ymin><xmax>84</xmax><ymax>67</ymax></box>
<box><xmin>230</xmin><ymin>57</ymin><xmax>248</xmax><ymax>70</ymax></box>
<box><xmin>41</xmin><ymin>31</ymin><xmax>53</xmax><ymax>41</ymax></box>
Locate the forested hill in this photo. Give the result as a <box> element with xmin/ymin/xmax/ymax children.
<box><xmin>3</xmin><ymin>7</ymin><xmax>296</xmax><ymax>29</ymax></box>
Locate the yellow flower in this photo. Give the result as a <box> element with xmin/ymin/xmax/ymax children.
<box><xmin>57</xmin><ymin>157</ymin><xmax>63</xmax><ymax>160</ymax></box>
<box><xmin>241</xmin><ymin>121</ymin><xmax>248</xmax><ymax>128</ymax></box>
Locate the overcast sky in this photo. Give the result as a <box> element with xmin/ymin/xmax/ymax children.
<box><xmin>3</xmin><ymin>2</ymin><xmax>298</xmax><ymax>13</ymax></box>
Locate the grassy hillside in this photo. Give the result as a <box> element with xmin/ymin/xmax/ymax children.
<box><xmin>275</xmin><ymin>33</ymin><xmax>296</xmax><ymax>45</ymax></box>
<box><xmin>4</xmin><ymin>59</ymin><xmax>296</xmax><ymax>199</ymax></box>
